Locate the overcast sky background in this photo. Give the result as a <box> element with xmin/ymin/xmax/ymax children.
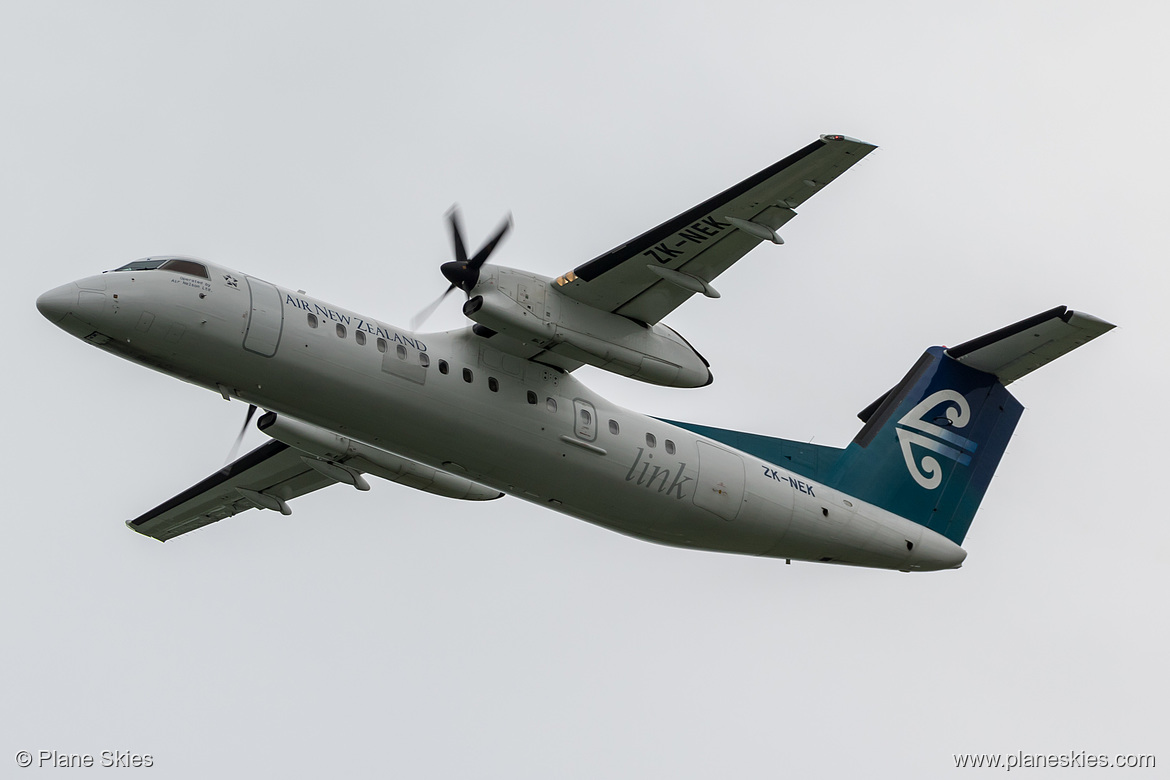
<box><xmin>3</xmin><ymin>2</ymin><xmax>1167</xmax><ymax>777</ymax></box>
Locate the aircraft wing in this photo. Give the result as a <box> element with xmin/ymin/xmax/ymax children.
<box><xmin>552</xmin><ymin>135</ymin><xmax>877</xmax><ymax>325</ymax></box>
<box><xmin>126</xmin><ymin>441</ymin><xmax>355</xmax><ymax>542</ymax></box>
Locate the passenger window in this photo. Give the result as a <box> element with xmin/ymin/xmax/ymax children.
<box><xmin>355</xmin><ymin>330</ymin><xmax>366</xmax><ymax>346</ymax></box>
<box><xmin>665</xmin><ymin>439</ymin><xmax>676</xmax><ymax>455</ymax></box>
<box><xmin>307</xmin><ymin>313</ymin><xmax>318</xmax><ymax>328</ymax></box>
<box><xmin>419</xmin><ymin>353</ymin><xmax>430</xmax><ymax>368</ymax></box>
<box><xmin>396</xmin><ymin>344</ymin><xmax>407</xmax><ymax>360</ymax></box>
<box><xmin>646</xmin><ymin>433</ymin><xmax>657</xmax><ymax>448</ymax></box>
<box><xmin>336</xmin><ymin>323</ymin><xmax>347</xmax><ymax>338</ymax></box>
<box><xmin>488</xmin><ymin>377</ymin><xmax>499</xmax><ymax>392</ymax></box>
<box><xmin>608</xmin><ymin>419</ymin><xmax>619</xmax><ymax>435</ymax></box>
<box><xmin>376</xmin><ymin>337</ymin><xmax>387</xmax><ymax>353</ymax></box>
<box><xmin>463</xmin><ymin>368</ymin><xmax>473</xmax><ymax>383</ymax></box>
<box><xmin>526</xmin><ymin>391</ymin><xmax>537</xmax><ymax>405</ymax></box>
<box><xmin>580</xmin><ymin>409</ymin><xmax>592</xmax><ymax>426</ymax></box>
<box><xmin>546</xmin><ymin>398</ymin><xmax>557</xmax><ymax>413</ymax></box>
<box><xmin>439</xmin><ymin>360</ymin><xmax>449</xmax><ymax>375</ymax></box>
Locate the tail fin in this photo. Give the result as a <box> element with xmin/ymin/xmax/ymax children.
<box><xmin>827</xmin><ymin>347</ymin><xmax>1021</xmax><ymax>545</ymax></box>
<box><xmin>827</xmin><ymin>306</ymin><xmax>1113</xmax><ymax>544</ymax></box>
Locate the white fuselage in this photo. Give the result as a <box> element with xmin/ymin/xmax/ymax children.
<box><xmin>39</xmin><ymin>261</ymin><xmax>967</xmax><ymax>571</ymax></box>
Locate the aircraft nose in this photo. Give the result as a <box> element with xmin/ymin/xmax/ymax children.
<box><xmin>36</xmin><ymin>282</ymin><xmax>78</xmax><ymax>324</ymax></box>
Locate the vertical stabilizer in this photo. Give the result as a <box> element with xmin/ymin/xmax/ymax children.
<box><xmin>827</xmin><ymin>306</ymin><xmax>1112</xmax><ymax>544</ymax></box>
<box><xmin>827</xmin><ymin>348</ymin><xmax>1021</xmax><ymax>544</ymax></box>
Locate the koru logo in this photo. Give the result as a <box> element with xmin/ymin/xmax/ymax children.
<box><xmin>223</xmin><ymin>274</ymin><xmax>239</xmax><ymax>288</ymax></box>
<box><xmin>895</xmin><ymin>389</ymin><xmax>978</xmax><ymax>490</ymax></box>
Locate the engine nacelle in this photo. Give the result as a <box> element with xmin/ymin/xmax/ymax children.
<box><xmin>257</xmin><ymin>413</ymin><xmax>503</xmax><ymax>501</ymax></box>
<box><xmin>466</xmin><ymin>268</ymin><xmax>712</xmax><ymax>388</ymax></box>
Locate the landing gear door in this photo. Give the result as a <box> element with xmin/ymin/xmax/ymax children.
<box><xmin>694</xmin><ymin>441</ymin><xmax>745</xmax><ymax>521</ymax></box>
<box><xmin>244</xmin><ymin>277</ymin><xmax>283</xmax><ymax>357</ymax></box>
<box><xmin>572</xmin><ymin>399</ymin><xmax>597</xmax><ymax>441</ymax></box>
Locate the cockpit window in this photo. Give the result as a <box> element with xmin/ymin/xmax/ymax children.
<box><xmin>109</xmin><ymin>257</ymin><xmax>210</xmax><ymax>279</ymax></box>
<box><xmin>112</xmin><ymin>259</ymin><xmax>168</xmax><ymax>272</ymax></box>
<box><xmin>158</xmin><ymin>259</ymin><xmax>209</xmax><ymax>278</ymax></box>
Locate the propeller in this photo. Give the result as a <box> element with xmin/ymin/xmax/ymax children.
<box><xmin>411</xmin><ymin>207</ymin><xmax>512</xmax><ymax>330</ymax></box>
<box><xmin>224</xmin><ymin>403</ymin><xmax>258</xmax><ymax>467</ymax></box>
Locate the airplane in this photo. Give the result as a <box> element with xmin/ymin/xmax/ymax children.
<box><xmin>36</xmin><ymin>134</ymin><xmax>1114</xmax><ymax>572</ymax></box>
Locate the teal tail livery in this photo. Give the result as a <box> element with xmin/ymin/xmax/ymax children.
<box><xmin>829</xmin><ymin>346</ymin><xmax>1021</xmax><ymax>546</ymax></box>
<box><xmin>669</xmin><ymin>306</ymin><xmax>1114</xmax><ymax>546</ymax></box>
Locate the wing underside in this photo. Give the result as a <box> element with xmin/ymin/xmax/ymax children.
<box><xmin>127</xmin><ymin>441</ymin><xmax>341</xmax><ymax>541</ymax></box>
<box><xmin>553</xmin><ymin>135</ymin><xmax>877</xmax><ymax>325</ymax></box>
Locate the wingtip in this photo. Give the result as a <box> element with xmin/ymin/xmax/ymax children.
<box><xmin>820</xmin><ymin>134</ymin><xmax>877</xmax><ymax>150</ymax></box>
<box><xmin>820</xmin><ymin>133</ymin><xmax>863</xmax><ymax>143</ymax></box>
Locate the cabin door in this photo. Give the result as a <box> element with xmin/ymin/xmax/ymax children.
<box><xmin>243</xmin><ymin>277</ymin><xmax>284</xmax><ymax>357</ymax></box>
<box><xmin>693</xmin><ymin>441</ymin><xmax>745</xmax><ymax>521</ymax></box>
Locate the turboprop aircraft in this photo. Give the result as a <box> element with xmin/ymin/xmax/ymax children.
<box><xmin>37</xmin><ymin>135</ymin><xmax>1114</xmax><ymax>572</ymax></box>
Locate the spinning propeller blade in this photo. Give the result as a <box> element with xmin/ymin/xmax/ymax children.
<box><xmin>411</xmin><ymin>207</ymin><xmax>512</xmax><ymax>329</ymax></box>
<box><xmin>224</xmin><ymin>403</ymin><xmax>258</xmax><ymax>466</ymax></box>
<box><xmin>410</xmin><ymin>284</ymin><xmax>457</xmax><ymax>330</ymax></box>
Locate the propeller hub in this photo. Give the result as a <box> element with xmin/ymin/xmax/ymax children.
<box><xmin>441</xmin><ymin>261</ymin><xmax>478</xmax><ymax>293</ymax></box>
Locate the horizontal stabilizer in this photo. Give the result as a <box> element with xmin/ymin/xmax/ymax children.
<box><xmin>945</xmin><ymin>305</ymin><xmax>1115</xmax><ymax>385</ymax></box>
<box><xmin>859</xmin><ymin>306</ymin><xmax>1115</xmax><ymax>423</ymax></box>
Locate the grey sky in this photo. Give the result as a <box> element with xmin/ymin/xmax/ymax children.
<box><xmin>4</xmin><ymin>2</ymin><xmax>1167</xmax><ymax>777</ymax></box>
